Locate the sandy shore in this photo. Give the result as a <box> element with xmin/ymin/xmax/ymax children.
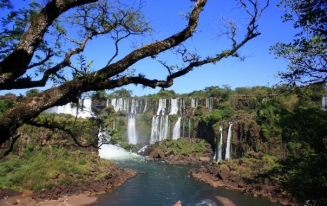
<box><xmin>0</xmin><ymin>194</ymin><xmax>98</xmax><ymax>206</ymax></box>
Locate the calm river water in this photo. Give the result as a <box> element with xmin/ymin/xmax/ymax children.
<box><xmin>91</xmin><ymin>150</ymin><xmax>280</xmax><ymax>206</ymax></box>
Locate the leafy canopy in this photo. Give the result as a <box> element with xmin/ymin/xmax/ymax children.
<box><xmin>272</xmin><ymin>0</ymin><xmax>327</xmax><ymax>85</ymax></box>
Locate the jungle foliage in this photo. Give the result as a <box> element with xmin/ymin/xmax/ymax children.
<box><xmin>272</xmin><ymin>0</ymin><xmax>327</xmax><ymax>85</ymax></box>
<box><xmin>0</xmin><ymin>146</ymin><xmax>113</xmax><ymax>192</ymax></box>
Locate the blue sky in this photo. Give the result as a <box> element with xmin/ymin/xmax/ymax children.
<box><xmin>1</xmin><ymin>0</ymin><xmax>295</xmax><ymax>97</ymax></box>
<box><xmin>121</xmin><ymin>0</ymin><xmax>295</xmax><ymax>96</ymax></box>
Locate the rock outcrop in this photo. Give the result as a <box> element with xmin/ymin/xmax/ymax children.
<box><xmin>142</xmin><ymin>138</ymin><xmax>213</xmax><ymax>166</ymax></box>
<box><xmin>189</xmin><ymin>163</ymin><xmax>296</xmax><ymax>206</ymax></box>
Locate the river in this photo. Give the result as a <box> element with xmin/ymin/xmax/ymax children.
<box><xmin>92</xmin><ymin>147</ymin><xmax>280</xmax><ymax>206</ymax></box>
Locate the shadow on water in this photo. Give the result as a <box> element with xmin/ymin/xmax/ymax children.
<box><xmin>91</xmin><ymin>157</ymin><xmax>280</xmax><ymax>206</ymax></box>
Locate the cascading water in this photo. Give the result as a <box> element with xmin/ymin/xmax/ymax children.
<box><xmin>110</xmin><ymin>98</ymin><xmax>148</xmax><ymax>144</ymax></box>
<box><xmin>214</xmin><ymin>126</ymin><xmax>223</xmax><ymax>163</ymax></box>
<box><xmin>188</xmin><ymin>118</ymin><xmax>191</xmax><ymax>138</ymax></box>
<box><xmin>172</xmin><ymin>117</ymin><xmax>181</xmax><ymax>140</ymax></box>
<box><xmin>150</xmin><ymin>116</ymin><xmax>158</xmax><ymax>144</ymax></box>
<box><xmin>191</xmin><ymin>98</ymin><xmax>198</xmax><ymax>108</ymax></box>
<box><xmin>191</xmin><ymin>98</ymin><xmax>198</xmax><ymax>115</ymax></box>
<box><xmin>225</xmin><ymin>123</ymin><xmax>233</xmax><ymax>160</ymax></box>
<box><xmin>142</xmin><ymin>98</ymin><xmax>147</xmax><ymax>113</ymax></box>
<box><xmin>98</xmin><ymin>127</ymin><xmax>133</xmax><ymax>160</ymax></box>
<box><xmin>169</xmin><ymin>98</ymin><xmax>179</xmax><ymax>115</ymax></box>
<box><xmin>179</xmin><ymin>98</ymin><xmax>185</xmax><ymax>116</ymax></box>
<box><xmin>206</xmin><ymin>98</ymin><xmax>213</xmax><ymax>112</ymax></box>
<box><xmin>322</xmin><ymin>97</ymin><xmax>327</xmax><ymax>110</ymax></box>
<box><xmin>182</xmin><ymin>118</ymin><xmax>185</xmax><ymax>137</ymax></box>
<box><xmin>77</xmin><ymin>99</ymin><xmax>94</xmax><ymax>118</ymax></box>
<box><xmin>127</xmin><ymin>116</ymin><xmax>137</xmax><ymax>144</ymax></box>
<box><xmin>150</xmin><ymin>115</ymin><xmax>170</xmax><ymax>144</ymax></box>
<box><xmin>150</xmin><ymin>99</ymin><xmax>170</xmax><ymax>144</ymax></box>
<box><xmin>150</xmin><ymin>98</ymin><xmax>183</xmax><ymax>144</ymax></box>
<box><xmin>157</xmin><ymin>98</ymin><xmax>166</xmax><ymax>115</ymax></box>
<box><xmin>44</xmin><ymin>98</ymin><xmax>94</xmax><ymax>118</ymax></box>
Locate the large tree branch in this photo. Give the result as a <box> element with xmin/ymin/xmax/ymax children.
<box><xmin>0</xmin><ymin>0</ymin><xmax>207</xmax><ymax>145</ymax></box>
<box><xmin>0</xmin><ymin>0</ymin><xmax>268</xmax><ymax>151</ymax></box>
<box><xmin>95</xmin><ymin>0</ymin><xmax>207</xmax><ymax>80</ymax></box>
<box><xmin>0</xmin><ymin>0</ymin><xmax>97</xmax><ymax>85</ymax></box>
<box><xmin>0</xmin><ymin>24</ymin><xmax>118</xmax><ymax>90</ymax></box>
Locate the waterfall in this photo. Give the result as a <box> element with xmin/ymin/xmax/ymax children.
<box><xmin>143</xmin><ymin>98</ymin><xmax>148</xmax><ymax>113</ymax></box>
<box><xmin>169</xmin><ymin>98</ymin><xmax>179</xmax><ymax>115</ymax></box>
<box><xmin>128</xmin><ymin>116</ymin><xmax>138</xmax><ymax>144</ymax></box>
<box><xmin>76</xmin><ymin>99</ymin><xmax>93</xmax><ymax>118</ymax></box>
<box><xmin>44</xmin><ymin>98</ymin><xmax>94</xmax><ymax>118</ymax></box>
<box><xmin>106</xmin><ymin>99</ymin><xmax>109</xmax><ymax>108</ymax></box>
<box><xmin>126</xmin><ymin>99</ymin><xmax>143</xmax><ymax>144</ymax></box>
<box><xmin>110</xmin><ymin>98</ymin><xmax>148</xmax><ymax>145</ymax></box>
<box><xmin>98</xmin><ymin>126</ymin><xmax>111</xmax><ymax>145</ymax></box>
<box><xmin>191</xmin><ymin>98</ymin><xmax>198</xmax><ymax>115</ymax></box>
<box><xmin>214</xmin><ymin>126</ymin><xmax>223</xmax><ymax>163</ymax></box>
<box><xmin>160</xmin><ymin>115</ymin><xmax>169</xmax><ymax>141</ymax></box>
<box><xmin>322</xmin><ymin>97</ymin><xmax>327</xmax><ymax>110</ymax></box>
<box><xmin>172</xmin><ymin>117</ymin><xmax>181</xmax><ymax>140</ymax></box>
<box><xmin>188</xmin><ymin>118</ymin><xmax>191</xmax><ymax>138</ymax></box>
<box><xmin>182</xmin><ymin>118</ymin><xmax>185</xmax><ymax>137</ymax></box>
<box><xmin>150</xmin><ymin>115</ymin><xmax>170</xmax><ymax>144</ymax></box>
<box><xmin>157</xmin><ymin>98</ymin><xmax>167</xmax><ymax>115</ymax></box>
<box><xmin>191</xmin><ymin>98</ymin><xmax>198</xmax><ymax>108</ymax></box>
<box><xmin>225</xmin><ymin>123</ymin><xmax>233</xmax><ymax>160</ymax></box>
<box><xmin>150</xmin><ymin>98</ymin><xmax>174</xmax><ymax>144</ymax></box>
<box><xmin>206</xmin><ymin>98</ymin><xmax>213</xmax><ymax>112</ymax></box>
<box><xmin>150</xmin><ymin>116</ymin><xmax>157</xmax><ymax>144</ymax></box>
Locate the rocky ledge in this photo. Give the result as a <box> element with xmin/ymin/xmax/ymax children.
<box><xmin>141</xmin><ymin>138</ymin><xmax>213</xmax><ymax>166</ymax></box>
<box><xmin>189</xmin><ymin>164</ymin><xmax>296</xmax><ymax>206</ymax></box>
<box><xmin>0</xmin><ymin>166</ymin><xmax>137</xmax><ymax>206</ymax></box>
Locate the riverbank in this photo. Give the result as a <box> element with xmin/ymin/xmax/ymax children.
<box><xmin>0</xmin><ymin>193</ymin><xmax>97</xmax><ymax>206</ymax></box>
<box><xmin>189</xmin><ymin>162</ymin><xmax>296</xmax><ymax>206</ymax></box>
<box><xmin>142</xmin><ymin>138</ymin><xmax>296</xmax><ymax>205</ymax></box>
<box><xmin>0</xmin><ymin>163</ymin><xmax>137</xmax><ymax>206</ymax></box>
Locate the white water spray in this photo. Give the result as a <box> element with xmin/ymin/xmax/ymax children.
<box><xmin>128</xmin><ymin>116</ymin><xmax>138</xmax><ymax>144</ymax></box>
<box><xmin>169</xmin><ymin>98</ymin><xmax>179</xmax><ymax>115</ymax></box>
<box><xmin>215</xmin><ymin>126</ymin><xmax>223</xmax><ymax>163</ymax></box>
<box><xmin>225</xmin><ymin>123</ymin><xmax>233</xmax><ymax>160</ymax></box>
<box><xmin>44</xmin><ymin>98</ymin><xmax>94</xmax><ymax>118</ymax></box>
<box><xmin>172</xmin><ymin>117</ymin><xmax>181</xmax><ymax>140</ymax></box>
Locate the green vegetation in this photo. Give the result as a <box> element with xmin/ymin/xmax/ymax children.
<box><xmin>0</xmin><ymin>146</ymin><xmax>113</xmax><ymax>192</ymax></box>
<box><xmin>215</xmin><ymin>152</ymin><xmax>279</xmax><ymax>179</ymax></box>
<box><xmin>1</xmin><ymin>83</ymin><xmax>326</xmax><ymax>204</ymax></box>
<box><xmin>268</xmin><ymin>106</ymin><xmax>327</xmax><ymax>205</ymax></box>
<box><xmin>159</xmin><ymin>138</ymin><xmax>209</xmax><ymax>157</ymax></box>
<box><xmin>272</xmin><ymin>0</ymin><xmax>327</xmax><ymax>85</ymax></box>
<box><xmin>0</xmin><ymin>99</ymin><xmax>14</xmax><ymax>115</ymax></box>
<box><xmin>25</xmin><ymin>89</ymin><xmax>40</xmax><ymax>97</ymax></box>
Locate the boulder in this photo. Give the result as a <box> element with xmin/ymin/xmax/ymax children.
<box><xmin>148</xmin><ymin>148</ymin><xmax>165</xmax><ymax>159</ymax></box>
<box><xmin>217</xmin><ymin>167</ymin><xmax>231</xmax><ymax>180</ymax></box>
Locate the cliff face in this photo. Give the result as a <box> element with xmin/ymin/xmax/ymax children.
<box><xmin>195</xmin><ymin>112</ymin><xmax>283</xmax><ymax>159</ymax></box>
<box><xmin>3</xmin><ymin>96</ymin><xmax>282</xmax><ymax>159</ymax></box>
